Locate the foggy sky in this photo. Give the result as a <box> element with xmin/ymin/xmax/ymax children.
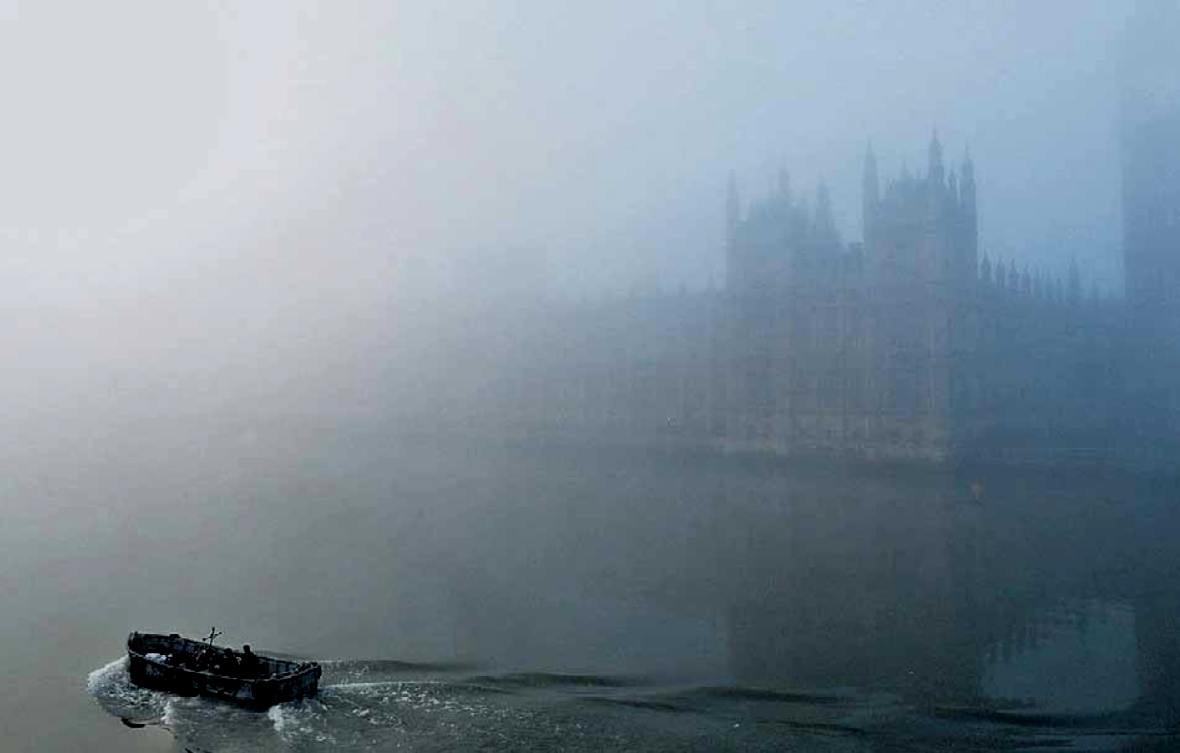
<box><xmin>0</xmin><ymin>1</ymin><xmax>1164</xmax><ymax>414</ymax></box>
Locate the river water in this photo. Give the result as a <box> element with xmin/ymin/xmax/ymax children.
<box><xmin>4</xmin><ymin>418</ymin><xmax>1178</xmax><ymax>751</ymax></box>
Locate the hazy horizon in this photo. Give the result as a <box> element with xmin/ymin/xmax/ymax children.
<box><xmin>3</xmin><ymin>1</ymin><xmax>1166</xmax><ymax>420</ymax></box>
<box><xmin>2</xmin><ymin>2</ymin><xmax>1148</xmax><ymax>299</ymax></box>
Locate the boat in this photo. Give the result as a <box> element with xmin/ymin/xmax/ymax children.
<box><xmin>126</xmin><ymin>631</ymin><xmax>321</xmax><ymax>708</ymax></box>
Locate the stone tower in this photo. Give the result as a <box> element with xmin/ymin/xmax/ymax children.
<box><xmin>862</xmin><ymin>134</ymin><xmax>978</xmax><ymax>460</ymax></box>
<box><xmin>1121</xmin><ymin>0</ymin><xmax>1180</xmax><ymax>426</ymax></box>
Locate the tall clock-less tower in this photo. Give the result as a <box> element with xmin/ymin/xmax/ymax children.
<box><xmin>1121</xmin><ymin>0</ymin><xmax>1180</xmax><ymax>425</ymax></box>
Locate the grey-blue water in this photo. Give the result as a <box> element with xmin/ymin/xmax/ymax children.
<box><xmin>5</xmin><ymin>418</ymin><xmax>1178</xmax><ymax>751</ymax></box>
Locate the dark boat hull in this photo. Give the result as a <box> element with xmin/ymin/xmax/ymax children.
<box><xmin>127</xmin><ymin>632</ymin><xmax>321</xmax><ymax>709</ymax></box>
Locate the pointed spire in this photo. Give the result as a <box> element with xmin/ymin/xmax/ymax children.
<box><xmin>928</xmin><ymin>129</ymin><xmax>945</xmax><ymax>186</ymax></box>
<box><xmin>960</xmin><ymin>149</ymin><xmax>976</xmax><ymax>201</ymax></box>
<box><xmin>1007</xmin><ymin>259</ymin><xmax>1018</xmax><ymax>291</ymax></box>
<box><xmin>980</xmin><ymin>254</ymin><xmax>993</xmax><ymax>284</ymax></box>
<box><xmin>960</xmin><ymin>148</ymin><xmax>978</xmax><ymax>257</ymax></box>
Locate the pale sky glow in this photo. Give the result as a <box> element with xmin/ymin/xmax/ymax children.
<box><xmin>0</xmin><ymin>1</ymin><xmax>1161</xmax><ymax>414</ymax></box>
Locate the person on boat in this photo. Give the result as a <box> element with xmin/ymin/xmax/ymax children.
<box><xmin>217</xmin><ymin>648</ymin><xmax>241</xmax><ymax>675</ymax></box>
<box><xmin>240</xmin><ymin>645</ymin><xmax>261</xmax><ymax>677</ymax></box>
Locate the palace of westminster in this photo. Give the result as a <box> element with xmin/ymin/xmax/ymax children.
<box><xmin>469</xmin><ymin>6</ymin><xmax>1180</xmax><ymax>470</ymax></box>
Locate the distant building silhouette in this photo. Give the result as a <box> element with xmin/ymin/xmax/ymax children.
<box><xmin>1121</xmin><ymin>0</ymin><xmax>1180</xmax><ymax>435</ymax></box>
<box><xmin>717</xmin><ymin>132</ymin><xmax>1141</xmax><ymax>464</ymax></box>
<box><xmin>468</xmin><ymin>3</ymin><xmax>1179</xmax><ymax>470</ymax></box>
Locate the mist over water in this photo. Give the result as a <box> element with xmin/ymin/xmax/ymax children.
<box><xmin>4</xmin><ymin>417</ymin><xmax>1178</xmax><ymax>750</ymax></box>
<box><xmin>2</xmin><ymin>1</ymin><xmax>1180</xmax><ymax>751</ymax></box>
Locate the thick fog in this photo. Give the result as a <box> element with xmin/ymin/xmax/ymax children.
<box><xmin>7</xmin><ymin>4</ymin><xmax>1180</xmax><ymax>750</ymax></box>
<box><xmin>1</xmin><ymin>1</ymin><xmax>1158</xmax><ymax>424</ymax></box>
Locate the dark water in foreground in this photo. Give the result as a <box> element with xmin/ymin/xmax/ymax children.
<box><xmin>5</xmin><ymin>419</ymin><xmax>1180</xmax><ymax>750</ymax></box>
<box><xmin>88</xmin><ymin>650</ymin><xmax>1164</xmax><ymax>752</ymax></box>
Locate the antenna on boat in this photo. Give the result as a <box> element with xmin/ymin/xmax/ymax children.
<box><xmin>203</xmin><ymin>627</ymin><xmax>222</xmax><ymax>647</ymax></box>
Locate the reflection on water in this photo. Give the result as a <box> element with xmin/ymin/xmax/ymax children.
<box><xmin>707</xmin><ymin>461</ymin><xmax>1174</xmax><ymax>720</ymax></box>
<box><xmin>984</xmin><ymin>599</ymin><xmax>1138</xmax><ymax>714</ymax></box>
<box><xmin>6</xmin><ymin>420</ymin><xmax>1180</xmax><ymax>749</ymax></box>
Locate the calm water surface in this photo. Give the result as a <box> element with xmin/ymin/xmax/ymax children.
<box><xmin>4</xmin><ymin>419</ymin><xmax>1179</xmax><ymax>751</ymax></box>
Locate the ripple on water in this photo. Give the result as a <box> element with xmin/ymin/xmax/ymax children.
<box><xmin>267</xmin><ymin>699</ymin><xmax>338</xmax><ymax>746</ymax></box>
<box><xmin>89</xmin><ymin>657</ymin><xmax>984</xmax><ymax>752</ymax></box>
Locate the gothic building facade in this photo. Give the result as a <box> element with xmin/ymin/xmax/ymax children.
<box><xmin>501</xmin><ymin>110</ymin><xmax>1174</xmax><ymax>469</ymax></box>
<box><xmin>721</xmin><ymin>137</ymin><xmax>1129</xmax><ymax>464</ymax></box>
<box><xmin>470</xmin><ymin>3</ymin><xmax>1178</xmax><ymax>470</ymax></box>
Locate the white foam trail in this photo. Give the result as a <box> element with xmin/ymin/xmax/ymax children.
<box><xmin>85</xmin><ymin>656</ymin><xmax>129</xmax><ymax>696</ymax></box>
<box><xmin>160</xmin><ymin>698</ymin><xmax>179</xmax><ymax>728</ymax></box>
<box><xmin>268</xmin><ymin>700</ymin><xmax>336</xmax><ymax>745</ymax></box>
<box><xmin>325</xmin><ymin>680</ymin><xmax>417</xmax><ymax>691</ymax></box>
<box><xmin>266</xmin><ymin>703</ymin><xmax>291</xmax><ymax>735</ymax></box>
<box><xmin>86</xmin><ymin>655</ymin><xmax>170</xmax><ymax>720</ymax></box>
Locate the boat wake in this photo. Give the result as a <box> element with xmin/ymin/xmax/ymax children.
<box><xmin>87</xmin><ymin>656</ymin><xmax>1176</xmax><ymax>752</ymax></box>
<box><xmin>87</xmin><ymin>655</ymin><xmax>554</xmax><ymax>751</ymax></box>
<box><xmin>86</xmin><ymin>657</ymin><xmax>170</xmax><ymax>727</ymax></box>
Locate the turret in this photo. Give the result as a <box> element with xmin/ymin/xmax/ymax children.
<box><xmin>927</xmin><ymin>130</ymin><xmax>945</xmax><ymax>187</ymax></box>
<box><xmin>1120</xmin><ymin>0</ymin><xmax>1180</xmax><ymax>430</ymax></box>
<box><xmin>960</xmin><ymin>152</ymin><xmax>976</xmax><ymax>214</ymax></box>
<box><xmin>960</xmin><ymin>150</ymin><xmax>979</xmax><ymax>280</ymax></box>
<box><xmin>1121</xmin><ymin>1</ymin><xmax>1180</xmax><ymax>319</ymax></box>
